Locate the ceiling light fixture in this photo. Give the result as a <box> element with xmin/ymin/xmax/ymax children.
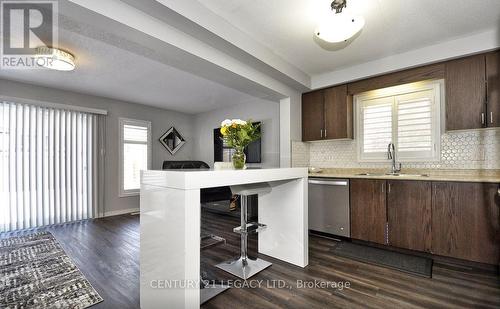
<box><xmin>314</xmin><ymin>0</ymin><xmax>365</xmax><ymax>43</ymax></box>
<box><xmin>35</xmin><ymin>47</ymin><xmax>76</xmax><ymax>71</ymax></box>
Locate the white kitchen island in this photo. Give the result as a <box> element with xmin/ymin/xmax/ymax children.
<box><xmin>140</xmin><ymin>167</ymin><xmax>308</xmax><ymax>309</ymax></box>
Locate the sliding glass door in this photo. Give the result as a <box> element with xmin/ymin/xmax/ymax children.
<box><xmin>0</xmin><ymin>101</ymin><xmax>104</xmax><ymax>232</ymax></box>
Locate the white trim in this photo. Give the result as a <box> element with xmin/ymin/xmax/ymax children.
<box><xmin>119</xmin><ymin>117</ymin><xmax>152</xmax><ymax>197</ymax></box>
<box><xmin>103</xmin><ymin>208</ymin><xmax>140</xmax><ymax>217</ymax></box>
<box><xmin>0</xmin><ymin>95</ymin><xmax>108</xmax><ymax>115</ymax></box>
<box><xmin>355</xmin><ymin>79</ymin><xmax>443</xmax><ymax>163</ymax></box>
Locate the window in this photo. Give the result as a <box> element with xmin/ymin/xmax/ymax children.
<box><xmin>119</xmin><ymin>118</ymin><xmax>151</xmax><ymax>196</ymax></box>
<box><xmin>355</xmin><ymin>80</ymin><xmax>442</xmax><ymax>162</ymax></box>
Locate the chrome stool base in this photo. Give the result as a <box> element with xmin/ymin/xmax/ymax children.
<box><xmin>216</xmin><ymin>257</ymin><xmax>272</xmax><ymax>280</ymax></box>
<box><xmin>216</xmin><ymin>182</ymin><xmax>273</xmax><ymax>280</ymax></box>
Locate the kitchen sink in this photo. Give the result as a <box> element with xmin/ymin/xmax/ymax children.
<box><xmin>385</xmin><ymin>173</ymin><xmax>429</xmax><ymax>177</ymax></box>
<box><xmin>355</xmin><ymin>172</ymin><xmax>429</xmax><ymax>177</ymax></box>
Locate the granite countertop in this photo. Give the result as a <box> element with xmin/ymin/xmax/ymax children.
<box><xmin>308</xmin><ymin>168</ymin><xmax>500</xmax><ymax>183</ymax></box>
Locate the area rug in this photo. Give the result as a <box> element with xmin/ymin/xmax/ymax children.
<box><xmin>0</xmin><ymin>232</ymin><xmax>103</xmax><ymax>308</ymax></box>
<box><xmin>332</xmin><ymin>241</ymin><xmax>433</xmax><ymax>278</ymax></box>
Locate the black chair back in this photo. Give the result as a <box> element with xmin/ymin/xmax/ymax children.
<box><xmin>162</xmin><ymin>160</ymin><xmax>210</xmax><ymax>170</ymax></box>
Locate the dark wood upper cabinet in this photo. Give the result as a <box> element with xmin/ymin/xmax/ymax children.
<box><xmin>431</xmin><ymin>182</ymin><xmax>500</xmax><ymax>265</ymax></box>
<box><xmin>324</xmin><ymin>85</ymin><xmax>353</xmax><ymax>139</ymax></box>
<box><xmin>302</xmin><ymin>85</ymin><xmax>352</xmax><ymax>142</ymax></box>
<box><xmin>302</xmin><ymin>90</ymin><xmax>324</xmax><ymax>141</ymax></box>
<box><xmin>350</xmin><ymin>179</ymin><xmax>387</xmax><ymax>245</ymax></box>
<box><xmin>387</xmin><ymin>181</ymin><xmax>432</xmax><ymax>252</ymax></box>
<box><xmin>486</xmin><ymin>51</ymin><xmax>500</xmax><ymax>127</ymax></box>
<box><xmin>445</xmin><ymin>55</ymin><xmax>487</xmax><ymax>131</ymax></box>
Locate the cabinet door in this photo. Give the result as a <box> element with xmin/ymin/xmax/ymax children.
<box><xmin>302</xmin><ymin>90</ymin><xmax>324</xmax><ymax>141</ymax></box>
<box><xmin>431</xmin><ymin>182</ymin><xmax>500</xmax><ymax>264</ymax></box>
<box><xmin>486</xmin><ymin>51</ymin><xmax>500</xmax><ymax>127</ymax></box>
<box><xmin>324</xmin><ymin>85</ymin><xmax>353</xmax><ymax>139</ymax></box>
<box><xmin>445</xmin><ymin>55</ymin><xmax>486</xmax><ymax>130</ymax></box>
<box><xmin>350</xmin><ymin>179</ymin><xmax>387</xmax><ymax>245</ymax></box>
<box><xmin>387</xmin><ymin>181</ymin><xmax>432</xmax><ymax>252</ymax></box>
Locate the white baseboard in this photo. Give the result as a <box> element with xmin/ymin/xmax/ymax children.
<box><xmin>103</xmin><ymin>208</ymin><xmax>140</xmax><ymax>217</ymax></box>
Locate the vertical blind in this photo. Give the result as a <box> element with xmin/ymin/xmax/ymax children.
<box><xmin>0</xmin><ymin>101</ymin><xmax>104</xmax><ymax>232</ymax></box>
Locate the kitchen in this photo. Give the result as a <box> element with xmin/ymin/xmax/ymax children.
<box><xmin>296</xmin><ymin>51</ymin><xmax>499</xmax><ymax>270</ymax></box>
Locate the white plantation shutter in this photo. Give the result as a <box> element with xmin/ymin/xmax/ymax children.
<box><xmin>0</xmin><ymin>101</ymin><xmax>105</xmax><ymax>232</ymax></box>
<box><xmin>120</xmin><ymin>119</ymin><xmax>151</xmax><ymax>196</ymax></box>
<box><xmin>360</xmin><ymin>97</ymin><xmax>393</xmax><ymax>157</ymax></box>
<box><xmin>396</xmin><ymin>90</ymin><xmax>437</xmax><ymax>160</ymax></box>
<box><xmin>357</xmin><ymin>81</ymin><xmax>441</xmax><ymax>162</ymax></box>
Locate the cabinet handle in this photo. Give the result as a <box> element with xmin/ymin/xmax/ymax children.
<box><xmin>324</xmin><ymin>129</ymin><xmax>327</xmax><ymax>138</ymax></box>
<box><xmin>381</xmin><ymin>183</ymin><xmax>385</xmax><ymax>193</ymax></box>
<box><xmin>481</xmin><ymin>113</ymin><xmax>485</xmax><ymax>125</ymax></box>
<box><xmin>491</xmin><ymin>112</ymin><xmax>494</xmax><ymax>124</ymax></box>
<box><xmin>388</xmin><ymin>183</ymin><xmax>391</xmax><ymax>193</ymax></box>
<box><xmin>320</xmin><ymin>129</ymin><xmax>323</xmax><ymax>138</ymax></box>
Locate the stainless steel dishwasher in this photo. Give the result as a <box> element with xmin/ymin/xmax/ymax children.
<box><xmin>308</xmin><ymin>178</ymin><xmax>350</xmax><ymax>237</ymax></box>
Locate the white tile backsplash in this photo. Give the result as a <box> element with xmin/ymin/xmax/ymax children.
<box><xmin>292</xmin><ymin>128</ymin><xmax>500</xmax><ymax>170</ymax></box>
<box><xmin>291</xmin><ymin>141</ymin><xmax>309</xmax><ymax>167</ymax></box>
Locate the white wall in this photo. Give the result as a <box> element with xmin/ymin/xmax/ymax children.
<box><xmin>192</xmin><ymin>97</ymin><xmax>280</xmax><ymax>168</ymax></box>
<box><xmin>279</xmin><ymin>91</ymin><xmax>302</xmax><ymax>167</ymax></box>
<box><xmin>0</xmin><ymin>79</ymin><xmax>195</xmax><ymax>216</ymax></box>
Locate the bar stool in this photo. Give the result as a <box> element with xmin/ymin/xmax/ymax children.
<box><xmin>216</xmin><ymin>182</ymin><xmax>272</xmax><ymax>279</ymax></box>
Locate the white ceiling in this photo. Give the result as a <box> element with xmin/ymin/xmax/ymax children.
<box><xmin>2</xmin><ymin>0</ymin><xmax>499</xmax><ymax>110</ymax></box>
<box><xmin>0</xmin><ymin>18</ymin><xmax>264</xmax><ymax>114</ymax></box>
<box><xmin>198</xmin><ymin>0</ymin><xmax>500</xmax><ymax>75</ymax></box>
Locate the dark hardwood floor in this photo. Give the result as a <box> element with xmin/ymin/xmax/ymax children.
<box><xmin>1</xmin><ymin>215</ymin><xmax>140</xmax><ymax>309</ymax></box>
<box><xmin>2</xmin><ymin>211</ymin><xmax>499</xmax><ymax>309</ymax></box>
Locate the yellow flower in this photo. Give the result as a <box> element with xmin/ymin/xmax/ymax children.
<box><xmin>232</xmin><ymin>124</ymin><xmax>237</xmax><ymax>128</ymax></box>
<box><xmin>220</xmin><ymin>126</ymin><xmax>227</xmax><ymax>135</ymax></box>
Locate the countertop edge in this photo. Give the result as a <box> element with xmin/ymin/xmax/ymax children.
<box><xmin>308</xmin><ymin>173</ymin><xmax>500</xmax><ymax>183</ymax></box>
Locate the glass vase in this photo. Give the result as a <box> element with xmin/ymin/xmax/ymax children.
<box><xmin>231</xmin><ymin>148</ymin><xmax>246</xmax><ymax>169</ymax></box>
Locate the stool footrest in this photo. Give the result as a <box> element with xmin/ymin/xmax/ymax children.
<box><xmin>200</xmin><ymin>234</ymin><xmax>226</xmax><ymax>250</ymax></box>
<box><xmin>233</xmin><ymin>222</ymin><xmax>267</xmax><ymax>234</ymax></box>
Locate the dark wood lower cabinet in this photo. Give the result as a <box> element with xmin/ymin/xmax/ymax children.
<box><xmin>387</xmin><ymin>181</ymin><xmax>432</xmax><ymax>252</ymax></box>
<box><xmin>350</xmin><ymin>179</ymin><xmax>387</xmax><ymax>245</ymax></box>
<box><xmin>431</xmin><ymin>182</ymin><xmax>500</xmax><ymax>265</ymax></box>
<box><xmin>348</xmin><ymin>178</ymin><xmax>499</xmax><ymax>265</ymax></box>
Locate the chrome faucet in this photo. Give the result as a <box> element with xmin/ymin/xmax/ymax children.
<box><xmin>387</xmin><ymin>143</ymin><xmax>401</xmax><ymax>174</ymax></box>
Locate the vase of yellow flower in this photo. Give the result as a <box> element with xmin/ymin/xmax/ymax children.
<box><xmin>231</xmin><ymin>147</ymin><xmax>246</xmax><ymax>169</ymax></box>
<box><xmin>220</xmin><ymin>119</ymin><xmax>261</xmax><ymax>169</ymax></box>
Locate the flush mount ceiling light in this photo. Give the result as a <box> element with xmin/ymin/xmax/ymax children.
<box><xmin>314</xmin><ymin>0</ymin><xmax>365</xmax><ymax>43</ymax></box>
<box><xmin>35</xmin><ymin>47</ymin><xmax>75</xmax><ymax>71</ymax></box>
